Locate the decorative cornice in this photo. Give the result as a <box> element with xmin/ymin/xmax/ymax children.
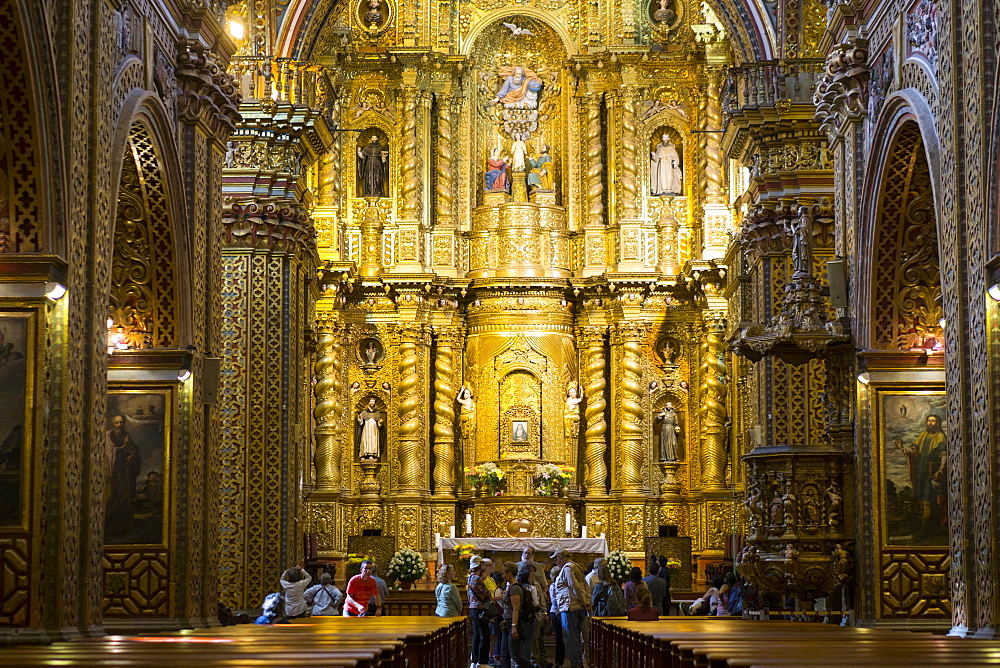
<box><xmin>813</xmin><ymin>38</ymin><xmax>870</xmax><ymax>138</ymax></box>
<box><xmin>222</xmin><ymin>201</ymin><xmax>317</xmax><ymax>255</ymax></box>
<box><xmin>175</xmin><ymin>40</ymin><xmax>242</xmax><ymax>140</ymax></box>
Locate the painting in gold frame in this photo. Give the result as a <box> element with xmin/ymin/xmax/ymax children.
<box><xmin>876</xmin><ymin>387</ymin><xmax>949</xmax><ymax>547</ymax></box>
<box><xmin>104</xmin><ymin>387</ymin><xmax>171</xmax><ymax>546</ymax></box>
<box><xmin>0</xmin><ymin>310</ymin><xmax>33</xmax><ymax>528</ymax></box>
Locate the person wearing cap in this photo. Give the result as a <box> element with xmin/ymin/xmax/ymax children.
<box><xmin>467</xmin><ymin>555</ymin><xmax>492</xmax><ymax>667</ymax></box>
<box><xmin>551</xmin><ymin>549</ymin><xmax>591</xmax><ymax>668</ymax></box>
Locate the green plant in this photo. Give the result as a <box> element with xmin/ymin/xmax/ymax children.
<box><xmin>386</xmin><ymin>548</ymin><xmax>428</xmax><ymax>582</ymax></box>
<box><xmin>607</xmin><ymin>550</ymin><xmax>632</xmax><ymax>584</ymax></box>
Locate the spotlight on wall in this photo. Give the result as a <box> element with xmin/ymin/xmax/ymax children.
<box><xmin>177</xmin><ymin>369</ymin><xmax>192</xmax><ymax>382</ymax></box>
<box><xmin>857</xmin><ymin>371</ymin><xmax>871</xmax><ymax>385</ymax></box>
<box><xmin>988</xmin><ymin>254</ymin><xmax>1000</xmax><ymax>302</ymax></box>
<box><xmin>938</xmin><ymin>318</ymin><xmax>947</xmax><ymax>329</ymax></box>
<box><xmin>45</xmin><ymin>282</ymin><xmax>66</xmax><ymax>301</ymax></box>
<box><xmin>227</xmin><ymin>18</ymin><xmax>245</xmax><ymax>41</ymax></box>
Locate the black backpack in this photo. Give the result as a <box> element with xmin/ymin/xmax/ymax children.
<box><xmin>517</xmin><ymin>584</ymin><xmax>538</xmax><ymax>617</ymax></box>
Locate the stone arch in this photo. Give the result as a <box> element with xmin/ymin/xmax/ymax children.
<box><xmin>857</xmin><ymin>92</ymin><xmax>943</xmax><ymax>351</ymax></box>
<box><xmin>106</xmin><ymin>112</ymin><xmax>185</xmax><ymax>350</ymax></box>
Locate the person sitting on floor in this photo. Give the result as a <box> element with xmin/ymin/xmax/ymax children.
<box><xmin>627</xmin><ymin>587</ymin><xmax>660</xmax><ymax>621</ymax></box>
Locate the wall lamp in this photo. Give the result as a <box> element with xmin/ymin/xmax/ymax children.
<box><xmin>45</xmin><ymin>282</ymin><xmax>67</xmax><ymax>301</ymax></box>
<box><xmin>988</xmin><ymin>254</ymin><xmax>1000</xmax><ymax>302</ymax></box>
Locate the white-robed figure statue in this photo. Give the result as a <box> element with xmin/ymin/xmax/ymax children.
<box><xmin>356</xmin><ymin>397</ymin><xmax>385</xmax><ymax>460</ymax></box>
<box><xmin>650</xmin><ymin>133</ymin><xmax>683</xmax><ymax>195</ymax></box>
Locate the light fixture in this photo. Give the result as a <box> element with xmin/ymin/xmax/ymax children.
<box><xmin>227</xmin><ymin>18</ymin><xmax>245</xmax><ymax>41</ymax></box>
<box><xmin>857</xmin><ymin>371</ymin><xmax>871</xmax><ymax>385</ymax></box>
<box><xmin>45</xmin><ymin>282</ymin><xmax>66</xmax><ymax>300</ymax></box>
<box><xmin>990</xmin><ymin>284</ymin><xmax>1000</xmax><ymax>302</ymax></box>
<box><xmin>988</xmin><ymin>254</ymin><xmax>1000</xmax><ymax>302</ymax></box>
<box><xmin>177</xmin><ymin>369</ymin><xmax>192</xmax><ymax>382</ymax></box>
<box><xmin>938</xmin><ymin>318</ymin><xmax>947</xmax><ymax>329</ymax></box>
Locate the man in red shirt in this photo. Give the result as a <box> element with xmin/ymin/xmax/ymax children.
<box><xmin>343</xmin><ymin>560</ymin><xmax>383</xmax><ymax>616</ymax></box>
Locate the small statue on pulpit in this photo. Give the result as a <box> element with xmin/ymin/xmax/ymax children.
<box><xmin>564</xmin><ymin>382</ymin><xmax>582</xmax><ymax>446</ymax></box>
<box><xmin>458</xmin><ymin>386</ymin><xmax>477</xmax><ymax>445</ymax></box>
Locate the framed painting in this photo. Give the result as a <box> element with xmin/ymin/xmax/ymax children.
<box><xmin>0</xmin><ymin>310</ymin><xmax>33</xmax><ymax>528</ymax></box>
<box><xmin>104</xmin><ymin>387</ymin><xmax>171</xmax><ymax>546</ymax></box>
<box><xmin>877</xmin><ymin>388</ymin><xmax>948</xmax><ymax>547</ymax></box>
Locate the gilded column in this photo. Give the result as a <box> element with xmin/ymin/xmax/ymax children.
<box><xmin>700</xmin><ymin>67</ymin><xmax>730</xmax><ymax>259</ymax></box>
<box><xmin>580</xmin><ymin>326</ymin><xmax>608</xmax><ymax>496</ymax></box>
<box><xmin>618</xmin><ymin>87</ymin><xmax>640</xmax><ymax>221</ymax></box>
<box><xmin>699</xmin><ymin>318</ymin><xmax>728</xmax><ymax>490</ymax></box>
<box><xmin>432</xmin><ymin>326</ymin><xmax>461</xmax><ymax>496</ymax></box>
<box><xmin>584</xmin><ymin>94</ymin><xmax>605</xmax><ymax>228</ymax></box>
<box><xmin>397</xmin><ymin>323</ymin><xmax>424</xmax><ymax>494</ymax></box>
<box><xmin>434</xmin><ymin>93</ymin><xmax>456</xmax><ymax>227</ymax></box>
<box><xmin>399</xmin><ymin>86</ymin><xmax>421</xmax><ymax>221</ymax></box>
<box><xmin>313</xmin><ymin>322</ymin><xmax>343</xmax><ymax>493</ymax></box>
<box><xmin>615</xmin><ymin>321</ymin><xmax>647</xmax><ymax>494</ymax></box>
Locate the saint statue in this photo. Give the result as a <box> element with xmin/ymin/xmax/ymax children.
<box><xmin>490</xmin><ymin>65</ymin><xmax>543</xmax><ymax>110</ymax></box>
<box><xmin>355</xmin><ymin>397</ymin><xmax>385</xmax><ymax>460</ymax></box>
<box><xmin>564</xmin><ymin>381</ymin><xmax>583</xmax><ymax>447</ymax></box>
<box><xmin>527</xmin><ymin>145</ymin><xmax>554</xmax><ymax>192</ymax></box>
<box><xmin>650</xmin><ymin>134</ymin><xmax>683</xmax><ymax>195</ymax></box>
<box><xmin>363</xmin><ymin>0</ymin><xmax>383</xmax><ymax>26</ymax></box>
<box><xmin>458</xmin><ymin>386</ymin><xmax>477</xmax><ymax>445</ymax></box>
<box><xmin>357</xmin><ymin>134</ymin><xmax>389</xmax><ymax>198</ymax></box>
<box><xmin>511</xmin><ymin>139</ymin><xmax>527</xmax><ymax>172</ymax></box>
<box><xmin>791</xmin><ymin>207</ymin><xmax>813</xmax><ymax>276</ymax></box>
<box><xmin>484</xmin><ymin>147</ymin><xmax>510</xmax><ymax>192</ymax></box>
<box><xmin>656</xmin><ymin>402</ymin><xmax>681</xmax><ymax>461</ymax></box>
<box><xmin>363</xmin><ymin>341</ymin><xmax>379</xmax><ymax>367</ymax></box>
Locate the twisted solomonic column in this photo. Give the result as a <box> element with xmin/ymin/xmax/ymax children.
<box><xmin>399</xmin><ymin>88</ymin><xmax>421</xmax><ymax>221</ymax></box>
<box><xmin>703</xmin><ymin>69</ymin><xmax>725</xmax><ymax>202</ymax></box>
<box><xmin>432</xmin><ymin>326</ymin><xmax>461</xmax><ymax>496</ymax></box>
<box><xmin>434</xmin><ymin>94</ymin><xmax>456</xmax><ymax>227</ymax></box>
<box><xmin>618</xmin><ymin>88</ymin><xmax>640</xmax><ymax>220</ymax></box>
<box><xmin>616</xmin><ymin>321</ymin><xmax>647</xmax><ymax>493</ymax></box>
<box><xmin>584</xmin><ymin>94</ymin><xmax>605</xmax><ymax>228</ymax></box>
<box><xmin>313</xmin><ymin>323</ymin><xmax>344</xmax><ymax>492</ymax></box>
<box><xmin>699</xmin><ymin>324</ymin><xmax>729</xmax><ymax>489</ymax></box>
<box><xmin>397</xmin><ymin>323</ymin><xmax>425</xmax><ymax>494</ymax></box>
<box><xmin>579</xmin><ymin>327</ymin><xmax>608</xmax><ymax>496</ymax></box>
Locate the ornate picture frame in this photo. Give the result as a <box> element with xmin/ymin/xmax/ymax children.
<box><xmin>0</xmin><ymin>309</ymin><xmax>35</xmax><ymax>529</ymax></box>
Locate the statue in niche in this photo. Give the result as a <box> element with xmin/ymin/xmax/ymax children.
<box><xmin>484</xmin><ymin>147</ymin><xmax>510</xmax><ymax>192</ymax></box>
<box><xmin>656</xmin><ymin>403</ymin><xmax>681</xmax><ymax>461</ymax></box>
<box><xmin>511</xmin><ymin>138</ymin><xmax>528</xmax><ymax>172</ymax></box>
<box><xmin>653</xmin><ymin>0</ymin><xmax>678</xmax><ymax>25</ymax></box>
<box><xmin>359</xmin><ymin>337</ymin><xmax>383</xmax><ymax>368</ymax></box>
<box><xmin>356</xmin><ymin>396</ymin><xmax>385</xmax><ymax>460</ymax></box>
<box><xmin>790</xmin><ymin>206</ymin><xmax>813</xmax><ymax>276</ymax></box>
<box><xmin>527</xmin><ymin>144</ymin><xmax>554</xmax><ymax>192</ymax></box>
<box><xmin>656</xmin><ymin>336</ymin><xmax>679</xmax><ymax>365</ymax></box>
<box><xmin>564</xmin><ymin>382</ymin><xmax>583</xmax><ymax>447</ymax></box>
<box><xmin>458</xmin><ymin>386</ymin><xmax>477</xmax><ymax>444</ymax></box>
<box><xmin>357</xmin><ymin>134</ymin><xmax>389</xmax><ymax>198</ymax></box>
<box><xmin>650</xmin><ymin>133</ymin><xmax>683</xmax><ymax>195</ymax></box>
<box><xmin>363</xmin><ymin>0</ymin><xmax>383</xmax><ymax>26</ymax></box>
<box><xmin>490</xmin><ymin>65</ymin><xmax>543</xmax><ymax>110</ymax></box>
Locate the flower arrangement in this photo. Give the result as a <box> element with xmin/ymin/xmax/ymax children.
<box><xmin>665</xmin><ymin>558</ymin><xmax>682</xmax><ymax>570</ymax></box>
<box><xmin>607</xmin><ymin>550</ymin><xmax>633</xmax><ymax>583</ymax></box>
<box><xmin>387</xmin><ymin>548</ymin><xmax>428</xmax><ymax>582</ymax></box>
<box><xmin>531</xmin><ymin>463</ymin><xmax>575</xmax><ymax>496</ymax></box>
<box><xmin>465</xmin><ymin>462</ymin><xmax>506</xmax><ymax>495</ymax></box>
<box><xmin>345</xmin><ymin>552</ymin><xmax>374</xmax><ymax>578</ymax></box>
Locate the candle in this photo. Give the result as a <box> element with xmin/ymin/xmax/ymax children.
<box><xmin>565</xmin><ymin>512</ymin><xmax>571</xmax><ymax>534</ymax></box>
<box><xmin>449</xmin><ymin>525</ymin><xmax>456</xmax><ymax>538</ymax></box>
<box><xmin>434</xmin><ymin>532</ymin><xmax>441</xmax><ymax>547</ymax></box>
<box><xmin>582</xmin><ymin>525</ymin><xmax>588</xmax><ymax>538</ymax></box>
<box><xmin>465</xmin><ymin>513</ymin><xmax>473</xmax><ymax>535</ymax></box>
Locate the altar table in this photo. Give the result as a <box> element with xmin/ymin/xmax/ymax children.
<box><xmin>438</xmin><ymin>536</ymin><xmax>608</xmax><ymax>564</ymax></box>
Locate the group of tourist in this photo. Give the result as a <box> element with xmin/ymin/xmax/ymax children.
<box><xmin>459</xmin><ymin>548</ymin><xmax>672</xmax><ymax>668</ymax></box>
<box><xmin>256</xmin><ymin>560</ymin><xmax>390</xmax><ymax>623</ymax></box>
<box><xmin>689</xmin><ymin>572</ymin><xmax>746</xmax><ymax>616</ymax></box>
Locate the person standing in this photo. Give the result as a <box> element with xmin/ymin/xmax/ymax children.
<box><xmin>304</xmin><ymin>572</ymin><xmax>342</xmax><ymax>616</ymax></box>
<box><xmin>642</xmin><ymin>561</ymin><xmax>668</xmax><ymax>616</ymax></box>
<box><xmin>343</xmin><ymin>560</ymin><xmax>382</xmax><ymax>616</ymax></box>
<box><xmin>656</xmin><ymin>555</ymin><xmax>673</xmax><ymax>615</ymax></box>
<box><xmin>548</xmin><ymin>566</ymin><xmax>565</xmax><ymax>668</ymax></box>
<box><xmin>280</xmin><ymin>565</ymin><xmax>313</xmax><ymax>619</ymax></box>
<box><xmin>623</xmin><ymin>567</ymin><xmax>646</xmax><ymax>610</ymax></box>
<box><xmin>435</xmin><ymin>564</ymin><xmax>463</xmax><ymax>617</ymax></box>
<box><xmin>500</xmin><ymin>561</ymin><xmax>535</xmax><ymax>668</ymax></box>
<box><xmin>518</xmin><ymin>547</ymin><xmax>549</xmax><ymax>668</ymax></box>
<box><xmin>369</xmin><ymin>563</ymin><xmax>389</xmax><ymax>616</ymax></box>
<box><xmin>551</xmin><ymin>549</ymin><xmax>591</xmax><ymax>668</ymax></box>
<box><xmin>466</xmin><ymin>555</ymin><xmax>492</xmax><ymax>668</ymax></box>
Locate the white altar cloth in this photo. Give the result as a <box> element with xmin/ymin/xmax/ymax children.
<box><xmin>438</xmin><ymin>537</ymin><xmax>608</xmax><ymax>564</ymax></box>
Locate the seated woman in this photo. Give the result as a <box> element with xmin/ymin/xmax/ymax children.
<box><xmin>627</xmin><ymin>587</ymin><xmax>659</xmax><ymax>621</ymax></box>
<box><xmin>688</xmin><ymin>577</ymin><xmax>723</xmax><ymax>616</ymax></box>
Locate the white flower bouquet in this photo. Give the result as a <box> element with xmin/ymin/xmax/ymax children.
<box><xmin>607</xmin><ymin>550</ymin><xmax>632</xmax><ymax>584</ymax></box>
<box><xmin>387</xmin><ymin>547</ymin><xmax>428</xmax><ymax>582</ymax></box>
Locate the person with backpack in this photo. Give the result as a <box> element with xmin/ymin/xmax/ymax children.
<box><xmin>304</xmin><ymin>572</ymin><xmax>343</xmax><ymax>616</ymax></box>
<box><xmin>500</xmin><ymin>561</ymin><xmax>536</xmax><ymax>668</ymax></box>
<box><xmin>548</xmin><ymin>566</ymin><xmax>565</xmax><ymax>668</ymax></box>
<box><xmin>642</xmin><ymin>560</ymin><xmax>668</xmax><ymax>615</ymax></box>
<box><xmin>551</xmin><ymin>549</ymin><xmax>591</xmax><ymax>668</ymax></box>
<box><xmin>590</xmin><ymin>563</ymin><xmax>626</xmax><ymax>617</ymax></box>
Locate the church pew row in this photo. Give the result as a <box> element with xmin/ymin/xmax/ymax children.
<box><xmin>587</xmin><ymin>618</ymin><xmax>1000</xmax><ymax>668</ymax></box>
<box><xmin>0</xmin><ymin>616</ymin><xmax>467</xmax><ymax>668</ymax></box>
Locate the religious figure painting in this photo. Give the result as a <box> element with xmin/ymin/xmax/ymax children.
<box><xmin>105</xmin><ymin>389</ymin><xmax>168</xmax><ymax>545</ymax></box>
<box><xmin>0</xmin><ymin>311</ymin><xmax>30</xmax><ymax>527</ymax></box>
<box><xmin>511</xmin><ymin>420</ymin><xmax>529</xmax><ymax>443</ymax></box>
<box><xmin>880</xmin><ymin>390</ymin><xmax>948</xmax><ymax>546</ymax></box>
<box><xmin>356</xmin><ymin>132</ymin><xmax>389</xmax><ymax>198</ymax></box>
